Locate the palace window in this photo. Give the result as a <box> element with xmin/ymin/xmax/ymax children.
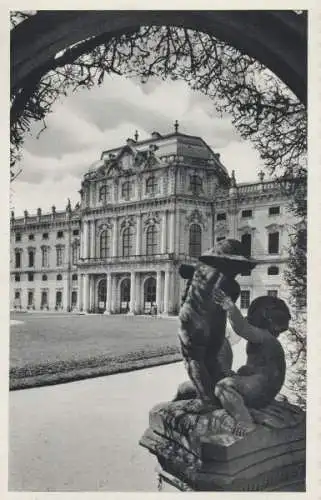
<box><xmin>72</xmin><ymin>274</ymin><xmax>78</xmax><ymax>281</ymax></box>
<box><xmin>146</xmin><ymin>176</ymin><xmax>157</xmax><ymax>195</ymax></box>
<box><xmin>56</xmin><ymin>246</ymin><xmax>64</xmax><ymax>266</ymax></box>
<box><xmin>146</xmin><ymin>225</ymin><xmax>158</xmax><ymax>256</ymax></box>
<box><xmin>241</xmin><ymin>233</ymin><xmax>252</xmax><ymax>258</ymax></box>
<box><xmin>57</xmin><ymin>274</ymin><xmax>62</xmax><ymax>281</ymax></box>
<box><xmin>28</xmin><ymin>273</ymin><xmax>34</xmax><ymax>282</ymax></box>
<box><xmin>216</xmin><ymin>212</ymin><xmax>226</xmax><ymax>221</ymax></box>
<box><xmin>15</xmin><ymin>251</ymin><xmax>21</xmax><ymax>269</ymax></box>
<box><xmin>42</xmin><ymin>233</ymin><xmax>49</xmax><ymax>240</ymax></box>
<box><xmin>268</xmin><ymin>290</ymin><xmax>278</xmax><ymax>297</ymax></box>
<box><xmin>42</xmin><ymin>274</ymin><xmax>48</xmax><ymax>281</ymax></box>
<box><xmin>41</xmin><ymin>291</ymin><xmax>48</xmax><ymax>308</ymax></box>
<box><xmin>268</xmin><ymin>266</ymin><xmax>279</xmax><ymax>275</ymax></box>
<box><xmin>28</xmin><ymin>250</ymin><xmax>35</xmax><ymax>268</ymax></box>
<box><xmin>241</xmin><ymin>209</ymin><xmax>253</xmax><ymax>218</ymax></box>
<box><xmin>28</xmin><ymin>234</ymin><xmax>35</xmax><ymax>241</ymax></box>
<box><xmin>100</xmin><ymin>230</ymin><xmax>110</xmax><ymax>258</ymax></box>
<box><xmin>14</xmin><ymin>274</ymin><xmax>20</xmax><ymax>282</ymax></box>
<box><xmin>15</xmin><ymin>233</ymin><xmax>21</xmax><ymax>242</ymax></box>
<box><xmin>189</xmin><ymin>224</ymin><xmax>202</xmax><ymax>258</ymax></box>
<box><xmin>190</xmin><ymin>175</ymin><xmax>202</xmax><ymax>196</ymax></box>
<box><xmin>121</xmin><ymin>181</ymin><xmax>132</xmax><ymax>200</ymax></box>
<box><xmin>240</xmin><ymin>290</ymin><xmax>250</xmax><ymax>309</ymax></box>
<box><xmin>57</xmin><ymin>231</ymin><xmax>64</xmax><ymax>239</ymax></box>
<box><xmin>99</xmin><ymin>185</ymin><xmax>110</xmax><ymax>203</ymax></box>
<box><xmin>72</xmin><ymin>229</ymin><xmax>79</xmax><ymax>236</ymax></box>
<box><xmin>72</xmin><ymin>243</ymin><xmax>80</xmax><ymax>265</ymax></box>
<box><xmin>56</xmin><ymin>291</ymin><xmax>63</xmax><ymax>307</ymax></box>
<box><xmin>15</xmin><ymin>291</ymin><xmax>20</xmax><ymax>300</ymax></box>
<box><xmin>269</xmin><ymin>206</ymin><xmax>280</xmax><ymax>216</ymax></box>
<box><xmin>42</xmin><ymin>246</ymin><xmax>49</xmax><ymax>267</ymax></box>
<box><xmin>28</xmin><ymin>290</ymin><xmax>34</xmax><ymax>307</ymax></box>
<box><xmin>71</xmin><ymin>291</ymin><xmax>77</xmax><ymax>307</ymax></box>
<box><xmin>122</xmin><ymin>227</ymin><xmax>133</xmax><ymax>257</ymax></box>
<box><xmin>268</xmin><ymin>232</ymin><xmax>279</xmax><ymax>254</ymax></box>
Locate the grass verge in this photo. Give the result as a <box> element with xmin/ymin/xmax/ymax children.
<box><xmin>10</xmin><ymin>345</ymin><xmax>182</xmax><ymax>390</ymax></box>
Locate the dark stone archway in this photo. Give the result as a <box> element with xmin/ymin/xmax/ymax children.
<box><xmin>11</xmin><ymin>9</ymin><xmax>307</xmax><ymax>114</ymax></box>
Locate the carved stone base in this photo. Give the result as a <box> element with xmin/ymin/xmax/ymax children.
<box><xmin>140</xmin><ymin>399</ymin><xmax>306</xmax><ymax>491</ymax></box>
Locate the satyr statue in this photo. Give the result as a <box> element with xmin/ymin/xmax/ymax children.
<box><xmin>174</xmin><ymin>239</ymin><xmax>256</xmax><ymax>407</ymax></box>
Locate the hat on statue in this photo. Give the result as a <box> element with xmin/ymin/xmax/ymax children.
<box><xmin>198</xmin><ymin>239</ymin><xmax>257</xmax><ymax>274</ymax></box>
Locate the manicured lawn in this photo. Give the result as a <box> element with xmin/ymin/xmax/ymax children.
<box><xmin>10</xmin><ymin>313</ymin><xmax>181</xmax><ymax>389</ymax></box>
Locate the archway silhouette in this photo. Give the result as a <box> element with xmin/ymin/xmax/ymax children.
<box><xmin>11</xmin><ymin>10</ymin><xmax>307</xmax><ymax>112</ymax></box>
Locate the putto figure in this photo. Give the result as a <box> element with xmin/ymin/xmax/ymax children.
<box><xmin>213</xmin><ymin>290</ymin><xmax>290</xmax><ymax>435</ymax></box>
<box><xmin>175</xmin><ymin>239</ymin><xmax>256</xmax><ymax>406</ymax></box>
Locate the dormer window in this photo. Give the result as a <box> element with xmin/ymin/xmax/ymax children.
<box><xmin>146</xmin><ymin>176</ymin><xmax>157</xmax><ymax>196</ymax></box>
<box><xmin>121</xmin><ymin>181</ymin><xmax>132</xmax><ymax>200</ymax></box>
<box><xmin>190</xmin><ymin>175</ymin><xmax>202</xmax><ymax>196</ymax></box>
<box><xmin>99</xmin><ymin>185</ymin><xmax>110</xmax><ymax>203</ymax></box>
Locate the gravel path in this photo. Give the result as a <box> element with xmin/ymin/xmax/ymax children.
<box><xmin>9</xmin><ymin>341</ymin><xmax>247</xmax><ymax>492</ymax></box>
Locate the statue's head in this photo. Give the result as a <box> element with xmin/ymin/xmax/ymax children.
<box><xmin>247</xmin><ymin>296</ymin><xmax>291</xmax><ymax>336</ymax></box>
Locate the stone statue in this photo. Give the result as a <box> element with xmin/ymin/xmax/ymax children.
<box><xmin>212</xmin><ymin>290</ymin><xmax>290</xmax><ymax>435</ymax></box>
<box><xmin>174</xmin><ymin>239</ymin><xmax>256</xmax><ymax>406</ymax></box>
<box><xmin>140</xmin><ymin>239</ymin><xmax>306</xmax><ymax>491</ymax></box>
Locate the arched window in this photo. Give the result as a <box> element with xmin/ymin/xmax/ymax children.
<box><xmin>97</xmin><ymin>279</ymin><xmax>107</xmax><ymax>311</ymax></box>
<box><xmin>99</xmin><ymin>185</ymin><xmax>110</xmax><ymax>203</ymax></box>
<box><xmin>72</xmin><ymin>273</ymin><xmax>78</xmax><ymax>281</ymax></box>
<box><xmin>146</xmin><ymin>225</ymin><xmax>158</xmax><ymax>255</ymax></box>
<box><xmin>268</xmin><ymin>266</ymin><xmax>279</xmax><ymax>276</ymax></box>
<box><xmin>190</xmin><ymin>175</ymin><xmax>202</xmax><ymax>195</ymax></box>
<box><xmin>146</xmin><ymin>176</ymin><xmax>157</xmax><ymax>195</ymax></box>
<box><xmin>120</xmin><ymin>278</ymin><xmax>131</xmax><ymax>312</ymax></box>
<box><xmin>121</xmin><ymin>181</ymin><xmax>132</xmax><ymax>200</ymax></box>
<box><xmin>28</xmin><ymin>249</ymin><xmax>34</xmax><ymax>268</ymax></box>
<box><xmin>122</xmin><ymin>227</ymin><xmax>133</xmax><ymax>257</ymax></box>
<box><xmin>144</xmin><ymin>277</ymin><xmax>156</xmax><ymax>313</ymax></box>
<box><xmin>57</xmin><ymin>274</ymin><xmax>62</xmax><ymax>281</ymax></box>
<box><xmin>100</xmin><ymin>230</ymin><xmax>110</xmax><ymax>258</ymax></box>
<box><xmin>189</xmin><ymin>224</ymin><xmax>202</xmax><ymax>258</ymax></box>
<box><xmin>42</xmin><ymin>274</ymin><xmax>47</xmax><ymax>281</ymax></box>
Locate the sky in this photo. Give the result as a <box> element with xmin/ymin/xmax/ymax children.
<box><xmin>11</xmin><ymin>74</ymin><xmax>266</xmax><ymax>216</ymax></box>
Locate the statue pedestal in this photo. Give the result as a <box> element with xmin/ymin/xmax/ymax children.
<box><xmin>140</xmin><ymin>399</ymin><xmax>306</xmax><ymax>492</ymax></box>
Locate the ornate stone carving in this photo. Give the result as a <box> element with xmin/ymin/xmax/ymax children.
<box><xmin>120</xmin><ymin>215</ymin><xmax>136</xmax><ymax>229</ymax></box>
<box><xmin>144</xmin><ymin>212</ymin><xmax>160</xmax><ymax>228</ymax></box>
<box><xmin>185</xmin><ymin>209</ymin><xmax>208</xmax><ymax>230</ymax></box>
<box><xmin>98</xmin><ymin>219</ymin><xmax>113</xmax><ymax>231</ymax></box>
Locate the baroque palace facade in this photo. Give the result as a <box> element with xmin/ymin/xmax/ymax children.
<box><xmin>10</xmin><ymin>127</ymin><xmax>296</xmax><ymax>315</ymax></box>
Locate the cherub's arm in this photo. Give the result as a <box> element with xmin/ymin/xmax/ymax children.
<box><xmin>212</xmin><ymin>289</ymin><xmax>269</xmax><ymax>343</ymax></box>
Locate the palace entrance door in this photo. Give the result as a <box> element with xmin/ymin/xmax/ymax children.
<box><xmin>97</xmin><ymin>279</ymin><xmax>107</xmax><ymax>313</ymax></box>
